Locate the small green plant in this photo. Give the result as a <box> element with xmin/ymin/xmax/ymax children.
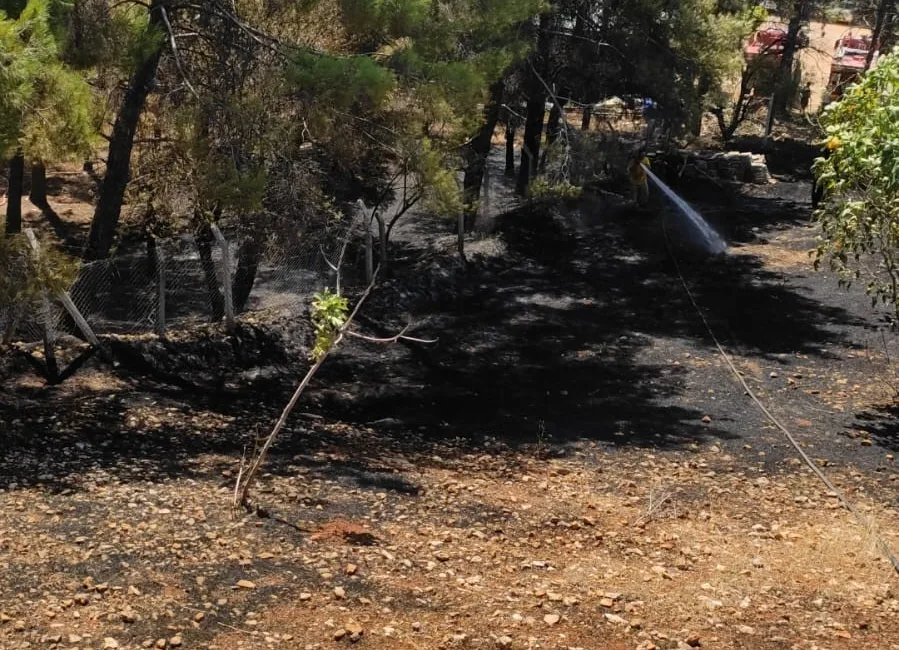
<box><xmin>310</xmin><ymin>289</ymin><xmax>349</xmax><ymax>361</ymax></box>
<box><xmin>528</xmin><ymin>177</ymin><xmax>583</xmax><ymax>203</ymax></box>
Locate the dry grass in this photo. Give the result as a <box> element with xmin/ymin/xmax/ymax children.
<box><xmin>733</xmin><ymin>233</ymin><xmax>816</xmax><ymax>271</ymax></box>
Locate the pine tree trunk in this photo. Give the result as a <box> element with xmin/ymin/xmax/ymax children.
<box><xmin>767</xmin><ymin>0</ymin><xmax>808</xmax><ymax>132</ymax></box>
<box><xmin>146</xmin><ymin>233</ymin><xmax>158</xmax><ymax>279</ymax></box>
<box><xmin>865</xmin><ymin>0</ymin><xmax>891</xmax><ymax>70</ymax></box>
<box><xmin>517</xmin><ymin>94</ymin><xmax>545</xmax><ymax>195</ymax></box>
<box><xmin>232</xmin><ymin>236</ymin><xmax>262</xmax><ymax>313</ymax></box>
<box><xmin>29</xmin><ymin>162</ymin><xmax>48</xmax><ymax>208</ymax></box>
<box><xmin>5</xmin><ymin>153</ymin><xmax>24</xmax><ymax>236</ymax></box>
<box><xmin>581</xmin><ymin>104</ymin><xmax>593</xmax><ymax>131</ymax></box>
<box><xmin>540</xmin><ymin>96</ymin><xmax>567</xmax><ymax>171</ymax></box>
<box><xmin>505</xmin><ymin>119</ymin><xmax>516</xmax><ymax>176</ymax></box>
<box><xmin>377</xmin><ymin>217</ymin><xmax>388</xmax><ymax>271</ymax></box>
<box><xmin>196</xmin><ymin>220</ymin><xmax>225</xmax><ymax>321</ymax></box>
<box><xmin>516</xmin><ymin>12</ymin><xmax>554</xmax><ymax>195</ymax></box>
<box><xmin>462</xmin><ymin>80</ymin><xmax>504</xmax><ymax>232</ymax></box>
<box><xmin>83</xmin><ymin>0</ymin><xmax>164</xmax><ymax>261</ymax></box>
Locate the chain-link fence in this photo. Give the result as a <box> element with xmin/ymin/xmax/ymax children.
<box><xmin>2</xmin><ymin>215</ymin><xmax>358</xmax><ymax>353</ymax></box>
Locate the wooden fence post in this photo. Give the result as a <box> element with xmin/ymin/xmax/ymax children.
<box><xmin>210</xmin><ymin>224</ymin><xmax>235</xmax><ymax>329</ymax></box>
<box><xmin>155</xmin><ymin>243</ymin><xmax>166</xmax><ymax>336</ymax></box>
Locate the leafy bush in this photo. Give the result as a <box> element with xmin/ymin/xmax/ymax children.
<box><xmin>528</xmin><ymin>177</ymin><xmax>583</xmax><ymax>204</ymax></box>
<box><xmin>814</xmin><ymin>50</ymin><xmax>899</xmax><ymax>316</ymax></box>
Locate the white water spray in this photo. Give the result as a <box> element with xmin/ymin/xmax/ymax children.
<box><xmin>642</xmin><ymin>165</ymin><xmax>727</xmax><ymax>255</ymax></box>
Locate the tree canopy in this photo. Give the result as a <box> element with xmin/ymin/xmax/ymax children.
<box><xmin>0</xmin><ymin>0</ymin><xmax>835</xmax><ymax>297</ymax></box>
<box><xmin>0</xmin><ymin>0</ymin><xmax>94</xmax><ymax>165</ymax></box>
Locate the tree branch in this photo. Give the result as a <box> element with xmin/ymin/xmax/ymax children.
<box><xmin>160</xmin><ymin>6</ymin><xmax>200</xmax><ymax>100</ymax></box>
<box><xmin>346</xmin><ymin>322</ymin><xmax>438</xmax><ymax>344</ymax></box>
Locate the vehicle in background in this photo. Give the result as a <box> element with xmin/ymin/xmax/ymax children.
<box><xmin>826</xmin><ymin>32</ymin><xmax>878</xmax><ymax>102</ymax></box>
<box><xmin>744</xmin><ymin>26</ymin><xmax>787</xmax><ymax>59</ymax></box>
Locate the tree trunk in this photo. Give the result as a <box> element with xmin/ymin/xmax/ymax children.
<box><xmin>83</xmin><ymin>0</ymin><xmax>164</xmax><ymax>261</ymax></box>
<box><xmin>196</xmin><ymin>220</ymin><xmax>225</xmax><ymax>321</ymax></box>
<box><xmin>690</xmin><ymin>75</ymin><xmax>712</xmax><ymax>137</ymax></box>
<box><xmin>377</xmin><ymin>216</ymin><xmax>388</xmax><ymax>271</ymax></box>
<box><xmin>43</xmin><ymin>330</ymin><xmax>60</xmax><ymax>385</ymax></box>
<box><xmin>767</xmin><ymin>0</ymin><xmax>808</xmax><ymax>132</ymax></box>
<box><xmin>29</xmin><ymin>162</ymin><xmax>48</xmax><ymax>208</ymax></box>
<box><xmin>457</xmin><ymin>211</ymin><xmax>466</xmax><ymax>265</ymax></box>
<box><xmin>364</xmin><ymin>213</ymin><xmax>374</xmax><ymax>284</ymax></box>
<box><xmin>462</xmin><ymin>80</ymin><xmax>504</xmax><ymax>232</ymax></box>
<box><xmin>516</xmin><ymin>92</ymin><xmax>546</xmax><ymax>195</ymax></box>
<box><xmin>866</xmin><ymin>0</ymin><xmax>892</xmax><ymax>70</ymax></box>
<box><xmin>581</xmin><ymin>104</ymin><xmax>593</xmax><ymax>131</ymax></box>
<box><xmin>540</xmin><ymin>95</ymin><xmax>567</xmax><ymax>171</ymax></box>
<box><xmin>232</xmin><ymin>236</ymin><xmax>263</xmax><ymax>313</ymax></box>
<box><xmin>516</xmin><ymin>12</ymin><xmax>554</xmax><ymax>195</ymax></box>
<box><xmin>146</xmin><ymin>233</ymin><xmax>158</xmax><ymax>279</ymax></box>
<box><xmin>716</xmin><ymin>68</ymin><xmax>755</xmax><ymax>143</ymax></box>
<box><xmin>5</xmin><ymin>153</ymin><xmax>24</xmax><ymax>235</ymax></box>
<box><xmin>504</xmin><ymin>118</ymin><xmax>516</xmax><ymax>176</ymax></box>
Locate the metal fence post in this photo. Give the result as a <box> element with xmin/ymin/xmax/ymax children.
<box><xmin>155</xmin><ymin>242</ymin><xmax>166</xmax><ymax>336</ymax></box>
<box><xmin>482</xmin><ymin>161</ymin><xmax>491</xmax><ymax>223</ymax></box>
<box><xmin>210</xmin><ymin>224</ymin><xmax>235</xmax><ymax>329</ymax></box>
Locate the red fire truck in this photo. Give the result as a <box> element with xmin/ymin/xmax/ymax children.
<box><xmin>744</xmin><ymin>26</ymin><xmax>788</xmax><ymax>59</ymax></box>
<box><xmin>827</xmin><ymin>32</ymin><xmax>878</xmax><ymax>101</ymax></box>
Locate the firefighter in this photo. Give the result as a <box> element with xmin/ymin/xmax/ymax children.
<box><xmin>799</xmin><ymin>82</ymin><xmax>812</xmax><ymax>114</ymax></box>
<box><xmin>629</xmin><ymin>148</ymin><xmax>651</xmax><ymax>207</ymax></box>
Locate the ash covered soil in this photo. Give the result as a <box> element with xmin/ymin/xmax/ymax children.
<box><xmin>1</xmin><ymin>174</ymin><xmax>898</xmax><ymax>650</ymax></box>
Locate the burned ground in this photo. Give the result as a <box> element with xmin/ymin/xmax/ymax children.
<box><xmin>1</xmin><ymin>170</ymin><xmax>898</xmax><ymax>650</ymax></box>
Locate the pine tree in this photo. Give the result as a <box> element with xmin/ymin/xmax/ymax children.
<box><xmin>0</xmin><ymin>0</ymin><xmax>95</xmax><ymax>235</ymax></box>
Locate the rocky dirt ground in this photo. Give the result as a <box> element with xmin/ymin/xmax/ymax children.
<box><xmin>2</xmin><ymin>166</ymin><xmax>899</xmax><ymax>650</ymax></box>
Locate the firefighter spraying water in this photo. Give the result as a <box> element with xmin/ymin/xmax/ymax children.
<box><xmin>626</xmin><ymin>147</ymin><xmax>727</xmax><ymax>256</ymax></box>
<box><xmin>642</xmin><ymin>164</ymin><xmax>728</xmax><ymax>255</ymax></box>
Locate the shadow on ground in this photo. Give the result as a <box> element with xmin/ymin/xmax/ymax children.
<box><xmin>0</xmin><ymin>175</ymin><xmax>867</xmax><ymax>491</ymax></box>
<box><xmin>314</xmin><ymin>188</ymin><xmax>859</xmax><ymax>450</ymax></box>
<box><xmin>855</xmin><ymin>404</ymin><xmax>899</xmax><ymax>452</ymax></box>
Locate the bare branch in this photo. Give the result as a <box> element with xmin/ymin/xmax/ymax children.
<box><xmin>320</xmin><ymin>229</ymin><xmax>352</xmax><ymax>295</ymax></box>
<box><xmin>500</xmin><ymin>103</ymin><xmax>527</xmax><ymax>122</ymax></box>
<box><xmin>528</xmin><ymin>59</ymin><xmax>571</xmax><ymax>137</ymax></box>
<box><xmin>160</xmin><ymin>6</ymin><xmax>200</xmax><ymax>100</ymax></box>
<box><xmin>346</xmin><ymin>322</ymin><xmax>438</xmax><ymax>344</ymax></box>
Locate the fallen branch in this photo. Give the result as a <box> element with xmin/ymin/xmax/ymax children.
<box><xmin>217</xmin><ymin>622</ymin><xmax>256</xmax><ymax>636</ymax></box>
<box><xmin>632</xmin><ymin>487</ymin><xmax>674</xmax><ymax>528</ymax></box>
